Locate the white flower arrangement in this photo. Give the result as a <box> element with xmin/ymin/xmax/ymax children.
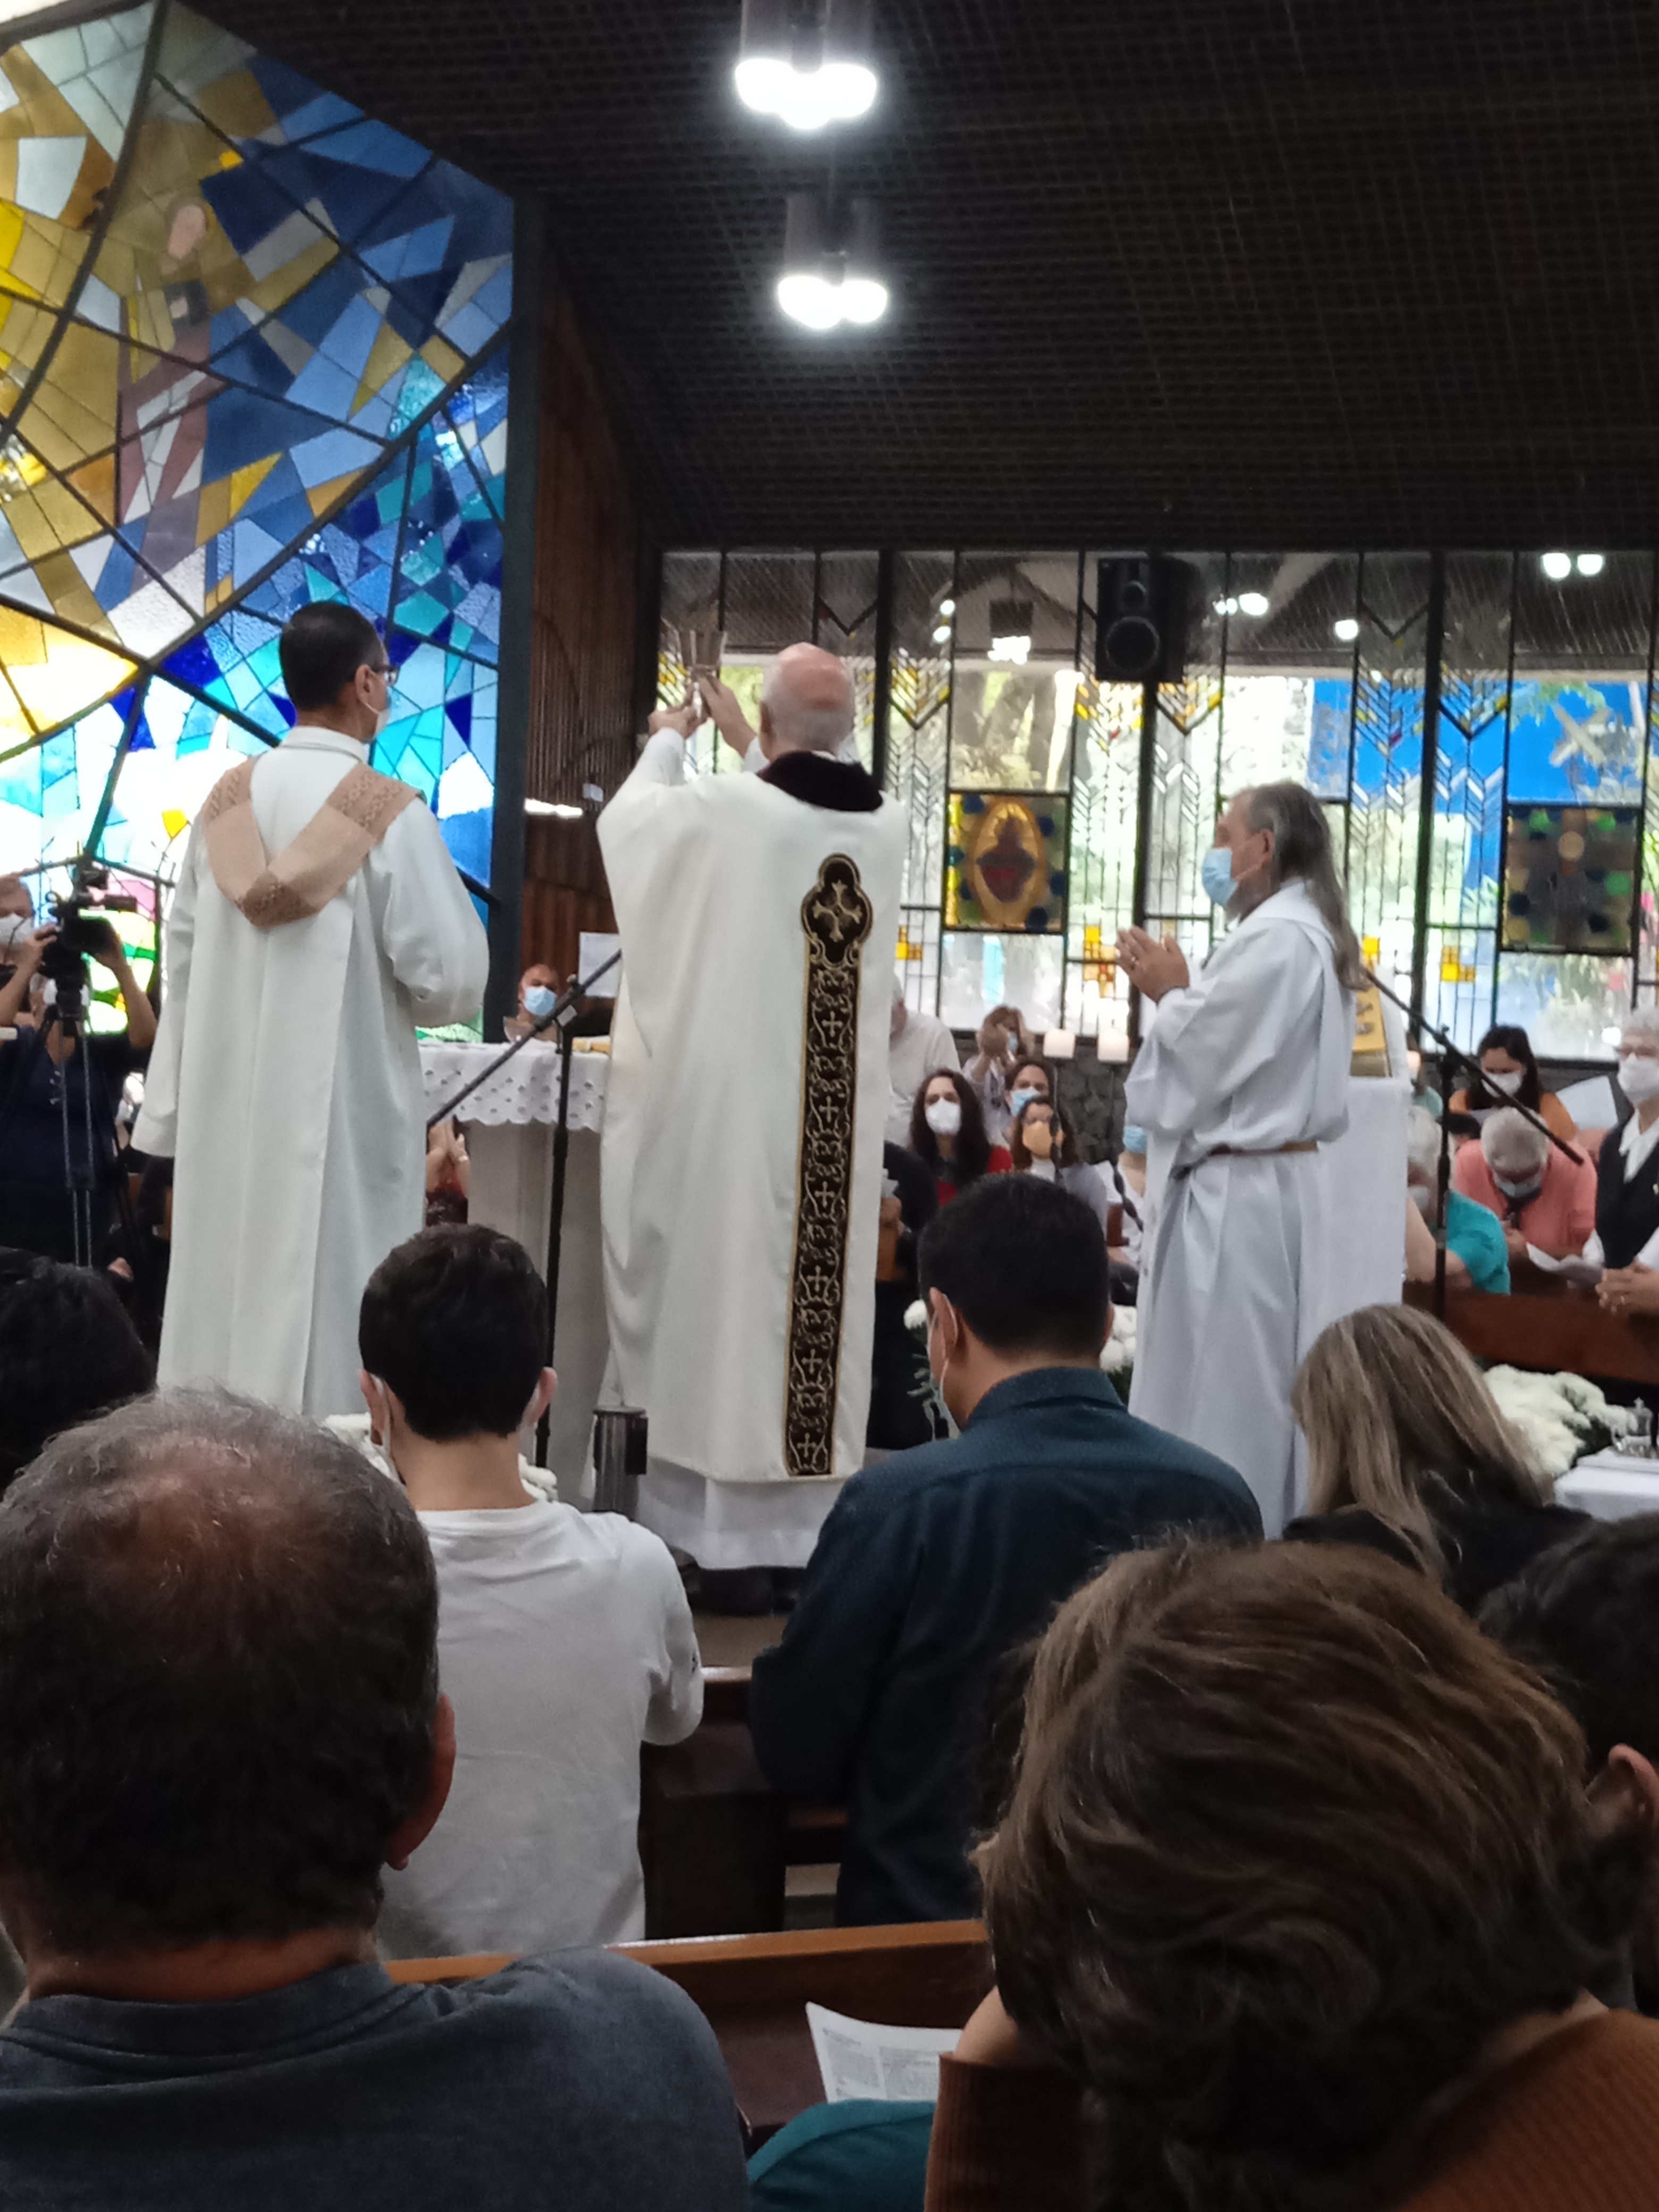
<box><xmin>1482</xmin><ymin>1365</ymin><xmax>1633</xmax><ymax>1481</ymax></box>
<box><xmin>1100</xmin><ymin>1304</ymin><xmax>1136</xmax><ymax>1378</ymax></box>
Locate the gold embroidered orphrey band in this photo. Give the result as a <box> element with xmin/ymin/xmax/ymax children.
<box><xmin>198</xmin><ymin>757</ymin><xmax>420</xmax><ymax>929</ymax></box>
<box><xmin>784</xmin><ymin>853</ymin><xmax>874</xmax><ymax>1479</ymax></box>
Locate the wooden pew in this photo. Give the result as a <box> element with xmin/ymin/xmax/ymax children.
<box><xmin>639</xmin><ymin>1664</ymin><xmax>848</xmax><ymax>1938</ymax></box>
<box><xmin>1405</xmin><ymin>1279</ymin><xmax>1659</xmax><ymax>1385</ymax></box>
<box><xmin>389</xmin><ymin>1919</ymin><xmax>991</xmax><ymax>2143</ymax></box>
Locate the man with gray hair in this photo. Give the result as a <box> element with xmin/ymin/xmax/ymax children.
<box><xmin>1115</xmin><ymin>782</ymin><xmax>1361</xmax><ymax>1533</ymax></box>
<box><xmin>598</xmin><ymin>648</ymin><xmax>906</xmax><ymax>1574</ymax></box>
<box><xmin>1454</xmin><ymin>1103</ymin><xmax>1596</xmax><ymax>1267</ymax></box>
<box><xmin>0</xmin><ymin>1392</ymin><xmax>748</xmax><ymax>2208</ymax></box>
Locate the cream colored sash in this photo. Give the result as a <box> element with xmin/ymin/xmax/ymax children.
<box><xmin>199</xmin><ymin>757</ymin><xmax>420</xmax><ymax>930</ymax></box>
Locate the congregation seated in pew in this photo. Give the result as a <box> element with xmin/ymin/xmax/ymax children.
<box><xmin>748</xmin><ymin>1175</ymin><xmax>1259</xmax><ymax>1928</ymax></box>
<box><xmin>1482</xmin><ymin>1513</ymin><xmax>1659</xmax><ymax>2015</ymax></box>
<box><xmin>1281</xmin><ymin>1303</ymin><xmax>1589</xmax><ymax>1612</ymax></box>
<box><xmin>358</xmin><ymin>1224</ymin><xmax>703</xmax><ymax>1958</ymax></box>
<box><xmin>1454</xmin><ymin>1105</ymin><xmax>1597</xmax><ymax>1265</ymax></box>
<box><xmin>0</xmin><ymin>1393</ymin><xmax>748</xmax><ymax>2210</ymax></box>
<box><xmin>928</xmin><ymin>1541</ymin><xmax>1659</xmax><ymax>2212</ymax></box>
<box><xmin>1447</xmin><ymin>1020</ymin><xmax>1579</xmax><ymax>1143</ymax></box>
<box><xmin>0</xmin><ymin>1249</ymin><xmax>154</xmax><ymax>1491</ymax></box>
<box><xmin>1405</xmin><ymin>1104</ymin><xmax>1510</xmax><ymax>1293</ymax></box>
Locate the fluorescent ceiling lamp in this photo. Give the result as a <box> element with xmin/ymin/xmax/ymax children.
<box><xmin>1540</xmin><ymin>550</ymin><xmax>1572</xmax><ymax>580</ymax></box>
<box><xmin>1236</xmin><ymin>591</ymin><xmax>1270</xmax><ymax>618</ymax></box>
<box><xmin>1213</xmin><ymin>595</ymin><xmax>1239</xmax><ymax>617</ymax></box>
<box><xmin>988</xmin><ymin>596</ymin><xmax>1034</xmax><ymax>664</ymax></box>
<box><xmin>932</xmin><ymin>623</ymin><xmax>952</xmax><ymax>643</ymax></box>
<box><xmin>736</xmin><ymin>0</ymin><xmax>877</xmax><ymax>130</ymax></box>
<box><xmin>1333</xmin><ymin>616</ymin><xmax>1360</xmax><ymax>642</ymax></box>
<box><xmin>939</xmin><ymin>598</ymin><xmax>956</xmax><ymax>616</ymax></box>
<box><xmin>777</xmin><ymin>190</ymin><xmax>889</xmax><ymax>329</ymax></box>
<box><xmin>776</xmin><ymin>270</ymin><xmax>844</xmax><ymax>329</ymax></box>
<box><xmin>1577</xmin><ymin>552</ymin><xmax>1606</xmax><ymax>576</ymax></box>
<box><xmin>525</xmin><ymin>798</ymin><xmax>583</xmax><ymax>818</ymax></box>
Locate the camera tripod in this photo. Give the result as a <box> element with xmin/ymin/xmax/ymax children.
<box><xmin>0</xmin><ymin>954</ymin><xmax>110</xmax><ymax>1272</ymax></box>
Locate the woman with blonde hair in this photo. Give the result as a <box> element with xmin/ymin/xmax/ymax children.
<box><xmin>1283</xmin><ymin>1302</ymin><xmax>1586</xmax><ymax>1610</ymax></box>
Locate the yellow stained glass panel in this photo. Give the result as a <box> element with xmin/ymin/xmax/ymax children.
<box><xmin>0</xmin><ymin>606</ymin><xmax>135</xmax><ymax>733</ymax></box>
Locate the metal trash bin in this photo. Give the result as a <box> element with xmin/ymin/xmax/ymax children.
<box><xmin>592</xmin><ymin>1406</ymin><xmax>648</xmax><ymax>1519</ymax></box>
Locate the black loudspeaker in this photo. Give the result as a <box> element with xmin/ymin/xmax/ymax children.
<box><xmin>1095</xmin><ymin>556</ymin><xmax>1189</xmax><ymax>683</ymax></box>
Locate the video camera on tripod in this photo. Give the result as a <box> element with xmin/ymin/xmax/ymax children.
<box><xmin>35</xmin><ymin>863</ymin><xmax>140</xmax><ymax>1024</ymax></box>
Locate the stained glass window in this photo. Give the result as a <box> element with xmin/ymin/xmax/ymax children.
<box><xmin>0</xmin><ymin>0</ymin><xmax>511</xmax><ymax>922</ymax></box>
<box><xmin>658</xmin><ymin>543</ymin><xmax>1659</xmax><ymax>1067</ymax></box>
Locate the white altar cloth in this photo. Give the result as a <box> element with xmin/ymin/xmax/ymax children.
<box><xmin>1556</xmin><ymin>1453</ymin><xmax>1659</xmax><ymax>1522</ymax></box>
<box><xmin>421</xmin><ymin>1041</ymin><xmax>611</xmax><ymax>1496</ymax></box>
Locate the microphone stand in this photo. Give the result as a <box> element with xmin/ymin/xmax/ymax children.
<box><xmin>426</xmin><ymin>949</ymin><xmax>621</xmax><ymax>1469</ymax></box>
<box><xmin>1364</xmin><ymin>968</ymin><xmax>1583</xmax><ymax>1322</ymax></box>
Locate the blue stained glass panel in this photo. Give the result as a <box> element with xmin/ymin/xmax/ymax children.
<box><xmin>0</xmin><ymin>0</ymin><xmax>512</xmax><ymax>919</ymax></box>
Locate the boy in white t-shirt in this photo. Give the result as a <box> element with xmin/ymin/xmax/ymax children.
<box><xmin>358</xmin><ymin>1225</ymin><xmax>702</xmax><ymax>1958</ymax></box>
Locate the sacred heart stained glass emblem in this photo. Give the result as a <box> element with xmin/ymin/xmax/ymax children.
<box><xmin>1502</xmin><ymin>804</ymin><xmax>1640</xmax><ymax>954</ymax></box>
<box><xmin>944</xmin><ymin>791</ymin><xmax>1069</xmax><ymax>932</ymax></box>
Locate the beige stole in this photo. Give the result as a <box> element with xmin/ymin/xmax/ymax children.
<box><xmin>198</xmin><ymin>757</ymin><xmax>420</xmax><ymax>930</ymax></box>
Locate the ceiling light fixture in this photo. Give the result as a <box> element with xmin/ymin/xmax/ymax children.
<box><xmin>1236</xmin><ymin>591</ymin><xmax>1270</xmax><ymax>618</ymax></box>
<box><xmin>932</xmin><ymin>624</ymin><xmax>952</xmax><ymax>643</ymax></box>
<box><xmin>1213</xmin><ymin>596</ymin><xmax>1239</xmax><ymax>617</ymax></box>
<box><xmin>1333</xmin><ymin>616</ymin><xmax>1361</xmax><ymax>643</ymax></box>
<box><xmin>988</xmin><ymin>598</ymin><xmax>1034</xmax><ymax>664</ymax></box>
<box><xmin>1540</xmin><ymin>551</ymin><xmax>1573</xmax><ymax>581</ymax></box>
<box><xmin>736</xmin><ymin>0</ymin><xmax>877</xmax><ymax>131</ymax></box>
<box><xmin>939</xmin><ymin>598</ymin><xmax>956</xmax><ymax>616</ymax></box>
<box><xmin>1577</xmin><ymin>552</ymin><xmax>1606</xmax><ymax>577</ymax></box>
<box><xmin>777</xmin><ymin>191</ymin><xmax>889</xmax><ymax>329</ymax></box>
<box><xmin>525</xmin><ymin>798</ymin><xmax>583</xmax><ymax>819</ymax></box>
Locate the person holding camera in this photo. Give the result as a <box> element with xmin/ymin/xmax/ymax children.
<box><xmin>0</xmin><ymin>918</ymin><xmax>156</xmax><ymax>1267</ymax></box>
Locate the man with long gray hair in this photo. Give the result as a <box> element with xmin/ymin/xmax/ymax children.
<box><xmin>1115</xmin><ymin>783</ymin><xmax>1361</xmax><ymax>1532</ymax></box>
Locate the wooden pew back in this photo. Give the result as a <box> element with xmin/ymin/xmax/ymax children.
<box><xmin>389</xmin><ymin>1920</ymin><xmax>991</xmax><ymax>2142</ymax></box>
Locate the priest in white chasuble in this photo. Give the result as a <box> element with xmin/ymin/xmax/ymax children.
<box><xmin>1117</xmin><ymin>783</ymin><xmax>1359</xmax><ymax>1537</ymax></box>
<box><xmin>135</xmin><ymin>605</ymin><xmax>488</xmax><ymax>1419</ymax></box>
<box><xmin>599</xmin><ymin>646</ymin><xmax>907</xmax><ymax>1569</ymax></box>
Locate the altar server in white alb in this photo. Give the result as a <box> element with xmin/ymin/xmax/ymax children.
<box><xmin>135</xmin><ymin>605</ymin><xmax>489</xmax><ymax>1418</ymax></box>
<box><xmin>599</xmin><ymin>645</ymin><xmax>906</xmax><ymax>1569</ymax></box>
<box><xmin>1116</xmin><ymin>783</ymin><xmax>1360</xmax><ymax>1534</ymax></box>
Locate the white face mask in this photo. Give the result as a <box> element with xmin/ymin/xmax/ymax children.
<box><xmin>1484</xmin><ymin>1068</ymin><xmax>1524</xmax><ymax>1096</ymax></box>
<box><xmin>1618</xmin><ymin>1055</ymin><xmax>1659</xmax><ymax>1105</ymax></box>
<box><xmin>925</xmin><ymin>1099</ymin><xmax>962</xmax><ymax>1137</ymax></box>
<box><xmin>1026</xmin><ymin>1158</ymin><xmax>1058</xmax><ymax>1182</ymax></box>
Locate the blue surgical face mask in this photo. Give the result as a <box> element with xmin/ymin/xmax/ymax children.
<box><xmin>524</xmin><ymin>985</ymin><xmax>557</xmax><ymax>1020</ymax></box>
<box><xmin>1009</xmin><ymin>1086</ymin><xmax>1040</xmax><ymax>1116</ymax></box>
<box><xmin>1120</xmin><ymin>1125</ymin><xmax>1149</xmax><ymax>1155</ymax></box>
<box><xmin>1200</xmin><ymin>844</ymin><xmax>1237</xmax><ymax>907</ymax></box>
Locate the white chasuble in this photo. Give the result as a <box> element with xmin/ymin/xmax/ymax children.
<box><xmin>598</xmin><ymin>732</ymin><xmax>906</xmax><ymax>1568</ymax></box>
<box><xmin>1125</xmin><ymin>878</ymin><xmax>1355</xmax><ymax>1536</ymax></box>
<box><xmin>134</xmin><ymin>729</ymin><xmax>489</xmax><ymax>1418</ymax></box>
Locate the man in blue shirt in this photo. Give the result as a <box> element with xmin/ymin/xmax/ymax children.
<box><xmin>750</xmin><ymin>1176</ymin><xmax>1259</xmax><ymax>1926</ymax></box>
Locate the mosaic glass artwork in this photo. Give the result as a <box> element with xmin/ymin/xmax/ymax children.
<box><xmin>1503</xmin><ymin>804</ymin><xmax>1639</xmax><ymax>955</ymax></box>
<box><xmin>663</xmin><ymin>544</ymin><xmax>1659</xmax><ymax>1058</ymax></box>
<box><xmin>0</xmin><ymin>0</ymin><xmax>511</xmax><ymax>905</ymax></box>
<box><xmin>944</xmin><ymin>790</ymin><xmax>1068</xmax><ymax>933</ymax></box>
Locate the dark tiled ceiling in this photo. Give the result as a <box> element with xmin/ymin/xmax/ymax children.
<box><xmin>204</xmin><ymin>0</ymin><xmax>1659</xmax><ymax>548</ymax></box>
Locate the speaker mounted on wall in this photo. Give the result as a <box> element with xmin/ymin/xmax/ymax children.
<box><xmin>1095</xmin><ymin>556</ymin><xmax>1192</xmax><ymax>684</ymax></box>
